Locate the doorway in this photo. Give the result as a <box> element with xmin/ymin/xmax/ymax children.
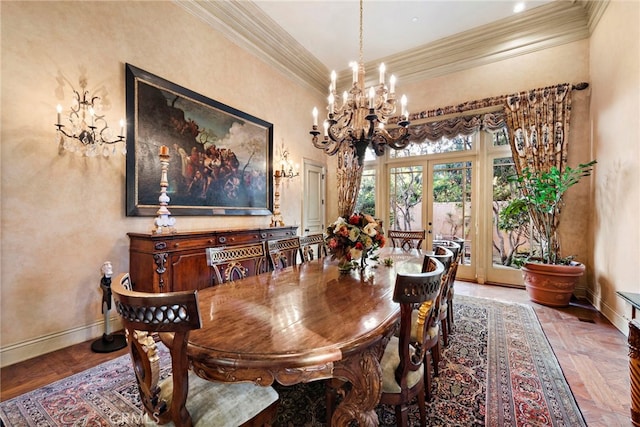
<box><xmin>387</xmin><ymin>157</ymin><xmax>475</xmax><ymax>281</ymax></box>
<box><xmin>301</xmin><ymin>159</ymin><xmax>326</xmax><ymax>235</ymax></box>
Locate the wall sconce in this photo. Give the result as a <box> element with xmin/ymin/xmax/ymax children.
<box><xmin>55</xmin><ymin>86</ymin><xmax>126</xmax><ymax>157</ymax></box>
<box><xmin>277</xmin><ymin>142</ymin><xmax>299</xmax><ymax>179</ymax></box>
<box><xmin>270</xmin><ymin>142</ymin><xmax>299</xmax><ymax>227</ymax></box>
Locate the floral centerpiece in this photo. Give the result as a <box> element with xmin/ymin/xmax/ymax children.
<box><xmin>325</xmin><ymin>213</ymin><xmax>386</xmax><ymax>271</ymax></box>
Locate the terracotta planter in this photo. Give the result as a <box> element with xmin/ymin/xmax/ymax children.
<box><xmin>521</xmin><ymin>262</ymin><xmax>585</xmax><ymax>307</ymax></box>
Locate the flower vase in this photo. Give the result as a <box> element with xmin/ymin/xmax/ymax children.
<box><xmin>338</xmin><ymin>259</ymin><xmax>353</xmax><ymax>274</ymax></box>
<box><xmin>359</xmin><ymin>250</ymin><xmax>369</xmax><ymax>272</ymax></box>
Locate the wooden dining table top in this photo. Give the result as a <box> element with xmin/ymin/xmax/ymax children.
<box><xmin>170</xmin><ymin>247</ymin><xmax>426</xmax><ymax>426</ymax></box>
<box><xmin>185</xmin><ymin>248</ymin><xmax>424</xmax><ymax>372</ymax></box>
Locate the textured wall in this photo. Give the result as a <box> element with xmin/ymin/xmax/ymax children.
<box><xmin>0</xmin><ymin>1</ymin><xmax>325</xmax><ymax>364</ymax></box>
<box><xmin>589</xmin><ymin>0</ymin><xmax>640</xmax><ymax>332</ymax></box>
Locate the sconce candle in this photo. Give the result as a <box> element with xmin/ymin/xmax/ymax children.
<box><xmin>56</xmin><ymin>105</ymin><xmax>62</xmax><ymax>125</ymax></box>
<box><xmin>160</xmin><ymin>145</ymin><xmax>169</xmax><ymax>156</ymax></box>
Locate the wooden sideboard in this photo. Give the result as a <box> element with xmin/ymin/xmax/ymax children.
<box><xmin>128</xmin><ymin>226</ymin><xmax>298</xmax><ymax>293</ymax></box>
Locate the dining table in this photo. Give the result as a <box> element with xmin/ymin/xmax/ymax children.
<box><xmin>167</xmin><ymin>247</ymin><xmax>424</xmax><ymax>426</ymax></box>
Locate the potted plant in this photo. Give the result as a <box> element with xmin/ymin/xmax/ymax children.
<box><xmin>498</xmin><ymin>160</ymin><xmax>596</xmax><ymax>307</ymax></box>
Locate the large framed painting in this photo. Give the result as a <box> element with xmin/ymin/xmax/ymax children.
<box><xmin>125</xmin><ymin>64</ymin><xmax>273</xmax><ymax>216</ymax></box>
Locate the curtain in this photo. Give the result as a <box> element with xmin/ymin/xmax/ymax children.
<box><xmin>336</xmin><ymin>144</ymin><xmax>363</xmax><ymax>217</ymax></box>
<box><xmin>504</xmin><ymin>83</ymin><xmax>573</xmax><ymax>175</ymax></box>
<box><xmin>332</xmin><ymin>82</ymin><xmax>576</xmax><ymax>220</ymax></box>
<box><xmin>407</xmin><ymin>112</ymin><xmax>506</xmax><ymax>143</ymax></box>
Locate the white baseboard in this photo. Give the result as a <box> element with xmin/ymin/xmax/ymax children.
<box><xmin>0</xmin><ymin>316</ymin><xmax>123</xmax><ymax>368</ymax></box>
<box><xmin>586</xmin><ymin>288</ymin><xmax>630</xmax><ymax>336</ymax></box>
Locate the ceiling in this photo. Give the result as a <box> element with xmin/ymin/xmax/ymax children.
<box><xmin>177</xmin><ymin>0</ymin><xmax>606</xmax><ymax>94</ymax></box>
<box><xmin>252</xmin><ymin>0</ymin><xmax>553</xmax><ymax>72</ymax></box>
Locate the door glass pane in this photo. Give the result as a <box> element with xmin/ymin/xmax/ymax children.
<box><xmin>432</xmin><ymin>161</ymin><xmax>472</xmax><ymax>265</ymax></box>
<box><xmin>492</xmin><ymin>157</ymin><xmax>532</xmax><ymax>267</ymax></box>
<box><xmin>356</xmin><ymin>168</ymin><xmax>376</xmax><ymax>216</ymax></box>
<box><xmin>389</xmin><ymin>166</ymin><xmax>423</xmax><ymax>230</ymax></box>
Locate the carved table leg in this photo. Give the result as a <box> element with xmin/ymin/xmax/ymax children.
<box><xmin>331</xmin><ymin>347</ymin><xmax>382</xmax><ymax>427</ymax></box>
<box><xmin>630</xmin><ymin>320</ymin><xmax>640</xmax><ymax>426</ymax></box>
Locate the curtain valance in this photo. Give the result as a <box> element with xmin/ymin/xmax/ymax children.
<box><xmin>407</xmin><ymin>111</ymin><xmax>506</xmax><ymax>143</ymax></box>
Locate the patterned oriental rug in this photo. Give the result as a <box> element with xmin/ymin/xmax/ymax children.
<box><xmin>0</xmin><ymin>295</ymin><xmax>585</xmax><ymax>427</ymax></box>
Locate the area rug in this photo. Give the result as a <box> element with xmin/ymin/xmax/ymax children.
<box><xmin>0</xmin><ymin>295</ymin><xmax>585</xmax><ymax>427</ymax></box>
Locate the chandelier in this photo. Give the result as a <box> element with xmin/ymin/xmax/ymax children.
<box><xmin>55</xmin><ymin>86</ymin><xmax>126</xmax><ymax>157</ymax></box>
<box><xmin>310</xmin><ymin>0</ymin><xmax>411</xmax><ymax>166</ymax></box>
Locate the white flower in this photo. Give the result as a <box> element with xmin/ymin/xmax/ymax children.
<box><xmin>333</xmin><ymin>217</ymin><xmax>347</xmax><ymax>227</ymax></box>
<box><xmin>349</xmin><ymin>247</ymin><xmax>363</xmax><ymax>260</ymax></box>
<box><xmin>363</xmin><ymin>222</ymin><xmax>378</xmax><ymax>237</ymax></box>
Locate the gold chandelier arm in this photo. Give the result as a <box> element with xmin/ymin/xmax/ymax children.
<box><xmin>311</xmin><ymin>130</ymin><xmax>343</xmax><ymax>157</ymax></box>
<box><xmin>374</xmin><ymin>126</ymin><xmax>410</xmax><ymax>150</ymax></box>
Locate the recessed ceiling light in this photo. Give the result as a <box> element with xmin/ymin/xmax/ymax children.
<box><xmin>411</xmin><ymin>16</ymin><xmax>419</xmax><ymax>23</ymax></box>
<box><xmin>513</xmin><ymin>2</ymin><xmax>526</xmax><ymax>13</ymax></box>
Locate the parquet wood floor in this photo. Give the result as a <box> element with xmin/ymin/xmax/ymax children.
<box><xmin>0</xmin><ymin>282</ymin><xmax>632</xmax><ymax>425</ymax></box>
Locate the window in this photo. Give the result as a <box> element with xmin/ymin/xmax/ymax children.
<box><xmin>389</xmin><ymin>135</ymin><xmax>473</xmax><ymax>158</ymax></box>
<box><xmin>355</xmin><ymin>168</ymin><xmax>376</xmax><ymax>216</ymax></box>
<box><xmin>389</xmin><ymin>165</ymin><xmax>423</xmax><ymax>230</ymax></box>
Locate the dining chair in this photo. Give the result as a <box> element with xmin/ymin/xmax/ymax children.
<box><xmin>434</xmin><ymin>240</ymin><xmax>462</xmax><ymax>330</ymax></box>
<box><xmin>299</xmin><ymin>233</ymin><xmax>327</xmax><ymax>262</ymax></box>
<box><xmin>429</xmin><ymin>246</ymin><xmax>455</xmax><ymax>347</ymax></box>
<box><xmin>266</xmin><ymin>236</ymin><xmax>300</xmax><ymax>270</ymax></box>
<box><xmin>206</xmin><ymin>242</ymin><xmax>267</xmax><ymax>285</ymax></box>
<box><xmin>388</xmin><ymin>229</ymin><xmax>427</xmax><ymax>252</ymax></box>
<box><xmin>419</xmin><ymin>247</ymin><xmax>452</xmax><ymax>387</ymax></box>
<box><xmin>379</xmin><ymin>260</ymin><xmax>445</xmax><ymax>427</ymax></box>
<box><xmin>111</xmin><ymin>273</ymin><xmax>279</xmax><ymax>427</ymax></box>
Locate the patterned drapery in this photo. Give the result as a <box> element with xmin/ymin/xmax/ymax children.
<box><xmin>406</xmin><ymin>112</ymin><xmax>506</xmax><ymax>143</ymax></box>
<box><xmin>334</xmin><ymin>82</ymin><xmax>578</xmax><ymax>221</ymax></box>
<box><xmin>504</xmin><ymin>83</ymin><xmax>573</xmax><ymax>176</ymax></box>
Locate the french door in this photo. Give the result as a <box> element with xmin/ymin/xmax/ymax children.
<box><xmin>483</xmin><ymin>154</ymin><xmax>526</xmax><ymax>285</ymax></box>
<box><xmin>387</xmin><ymin>157</ymin><xmax>475</xmax><ymax>281</ymax></box>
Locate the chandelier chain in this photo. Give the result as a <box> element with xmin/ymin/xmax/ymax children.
<box><xmin>309</xmin><ymin>0</ymin><xmax>411</xmax><ymax>166</ymax></box>
<box><xmin>359</xmin><ymin>0</ymin><xmax>363</xmax><ymax>66</ymax></box>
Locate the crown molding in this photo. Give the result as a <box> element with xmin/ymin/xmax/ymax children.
<box><xmin>367</xmin><ymin>1</ymin><xmax>590</xmax><ymax>88</ymax></box>
<box><xmin>175</xmin><ymin>1</ymin><xmax>599</xmax><ymax>96</ymax></box>
<box><xmin>579</xmin><ymin>0</ymin><xmax>610</xmax><ymax>34</ymax></box>
<box><xmin>175</xmin><ymin>0</ymin><xmax>328</xmax><ymax>94</ymax></box>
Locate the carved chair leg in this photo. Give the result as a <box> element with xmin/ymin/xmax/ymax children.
<box><xmin>441</xmin><ymin>317</ymin><xmax>449</xmax><ymax>347</ymax></box>
<box><xmin>418</xmin><ymin>386</ymin><xmax>427</xmax><ymax>427</ymax></box>
<box><xmin>447</xmin><ymin>300</ymin><xmax>454</xmax><ymax>330</ymax></box>
<box><xmin>395</xmin><ymin>405</ymin><xmax>409</xmax><ymax>427</ymax></box>
<box><xmin>425</xmin><ymin>351</ymin><xmax>434</xmax><ymax>402</ymax></box>
<box><xmin>432</xmin><ymin>340</ymin><xmax>441</xmax><ymax>377</ymax></box>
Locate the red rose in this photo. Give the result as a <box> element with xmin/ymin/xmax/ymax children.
<box><xmin>349</xmin><ymin>214</ymin><xmax>361</xmax><ymax>225</ymax></box>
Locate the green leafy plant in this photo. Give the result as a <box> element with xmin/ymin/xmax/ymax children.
<box><xmin>499</xmin><ymin>160</ymin><xmax>596</xmax><ymax>265</ymax></box>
